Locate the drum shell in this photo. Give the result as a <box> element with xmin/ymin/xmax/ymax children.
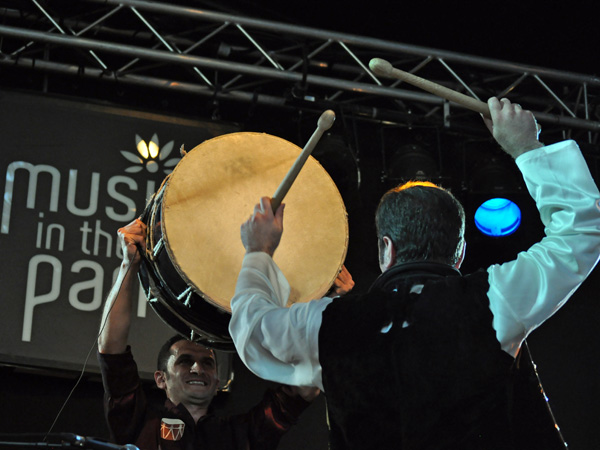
<box><xmin>139</xmin><ymin>187</ymin><xmax>233</xmax><ymax>350</ymax></box>
<box><xmin>139</xmin><ymin>132</ymin><xmax>349</xmax><ymax>349</ymax></box>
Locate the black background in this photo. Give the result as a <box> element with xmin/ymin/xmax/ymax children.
<box><xmin>1</xmin><ymin>1</ymin><xmax>599</xmax><ymax>449</ymax></box>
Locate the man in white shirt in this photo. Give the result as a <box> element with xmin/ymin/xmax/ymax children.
<box><xmin>228</xmin><ymin>97</ymin><xmax>600</xmax><ymax>449</ymax></box>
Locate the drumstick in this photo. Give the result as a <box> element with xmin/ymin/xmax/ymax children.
<box><xmin>271</xmin><ymin>109</ymin><xmax>336</xmax><ymax>212</ymax></box>
<box><xmin>369</xmin><ymin>58</ymin><xmax>491</xmax><ymax>119</ymax></box>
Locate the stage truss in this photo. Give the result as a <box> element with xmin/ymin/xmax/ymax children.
<box><xmin>0</xmin><ymin>0</ymin><xmax>598</xmax><ymax>139</ymax></box>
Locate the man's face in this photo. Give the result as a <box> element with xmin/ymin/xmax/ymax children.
<box><xmin>157</xmin><ymin>340</ymin><xmax>219</xmax><ymax>408</ymax></box>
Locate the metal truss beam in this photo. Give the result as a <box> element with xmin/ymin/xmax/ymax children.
<box><xmin>1</xmin><ymin>0</ymin><xmax>599</xmax><ymax>143</ymax></box>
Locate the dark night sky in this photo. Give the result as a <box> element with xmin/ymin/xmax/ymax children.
<box><xmin>211</xmin><ymin>0</ymin><xmax>597</xmax><ymax>76</ymax></box>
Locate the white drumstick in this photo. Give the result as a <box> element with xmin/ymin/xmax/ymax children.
<box><xmin>271</xmin><ymin>109</ymin><xmax>336</xmax><ymax>212</ymax></box>
<box><xmin>369</xmin><ymin>58</ymin><xmax>491</xmax><ymax>118</ymax></box>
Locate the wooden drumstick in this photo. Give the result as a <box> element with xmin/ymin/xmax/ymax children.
<box><xmin>369</xmin><ymin>58</ymin><xmax>491</xmax><ymax>119</ymax></box>
<box><xmin>271</xmin><ymin>109</ymin><xmax>336</xmax><ymax>212</ymax></box>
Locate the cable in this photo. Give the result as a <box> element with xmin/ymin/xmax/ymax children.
<box><xmin>43</xmin><ymin>254</ymin><xmax>136</xmax><ymax>441</ymax></box>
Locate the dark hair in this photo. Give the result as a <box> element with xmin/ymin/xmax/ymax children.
<box><xmin>156</xmin><ymin>335</ymin><xmax>217</xmax><ymax>373</ymax></box>
<box><xmin>157</xmin><ymin>335</ymin><xmax>187</xmax><ymax>372</ymax></box>
<box><xmin>375</xmin><ymin>181</ymin><xmax>465</xmax><ymax>266</ymax></box>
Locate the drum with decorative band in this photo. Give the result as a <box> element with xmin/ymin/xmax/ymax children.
<box><xmin>139</xmin><ymin>132</ymin><xmax>349</xmax><ymax>350</ymax></box>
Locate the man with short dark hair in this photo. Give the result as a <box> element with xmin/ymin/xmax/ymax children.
<box><xmin>228</xmin><ymin>97</ymin><xmax>600</xmax><ymax>449</ymax></box>
<box><xmin>97</xmin><ymin>220</ymin><xmax>319</xmax><ymax>450</ymax></box>
<box><xmin>375</xmin><ymin>180</ymin><xmax>466</xmax><ymax>268</ymax></box>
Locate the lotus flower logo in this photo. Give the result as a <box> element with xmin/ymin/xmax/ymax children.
<box><xmin>121</xmin><ymin>133</ymin><xmax>180</xmax><ymax>174</ymax></box>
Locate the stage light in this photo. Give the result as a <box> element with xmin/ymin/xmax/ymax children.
<box><xmin>386</xmin><ymin>143</ymin><xmax>439</xmax><ymax>182</ymax></box>
<box><xmin>312</xmin><ymin>133</ymin><xmax>361</xmax><ymax>206</ymax></box>
<box><xmin>474</xmin><ymin>198</ymin><xmax>521</xmax><ymax>237</ymax></box>
<box><xmin>468</xmin><ymin>152</ymin><xmax>526</xmax><ymax>237</ymax></box>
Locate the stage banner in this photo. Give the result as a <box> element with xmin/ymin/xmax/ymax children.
<box><xmin>0</xmin><ymin>90</ymin><xmax>239</xmax><ymax>377</ymax></box>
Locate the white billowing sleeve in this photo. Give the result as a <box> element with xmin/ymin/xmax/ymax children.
<box><xmin>229</xmin><ymin>252</ymin><xmax>332</xmax><ymax>390</ymax></box>
<box><xmin>488</xmin><ymin>140</ymin><xmax>600</xmax><ymax>356</ymax></box>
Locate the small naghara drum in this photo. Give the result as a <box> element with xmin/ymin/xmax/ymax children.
<box><xmin>139</xmin><ymin>132</ymin><xmax>349</xmax><ymax>350</ymax></box>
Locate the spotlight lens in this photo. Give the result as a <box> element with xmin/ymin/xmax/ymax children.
<box><xmin>474</xmin><ymin>198</ymin><xmax>521</xmax><ymax>237</ymax></box>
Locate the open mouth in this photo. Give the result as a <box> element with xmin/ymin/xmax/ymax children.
<box><xmin>187</xmin><ymin>380</ymin><xmax>207</xmax><ymax>386</ymax></box>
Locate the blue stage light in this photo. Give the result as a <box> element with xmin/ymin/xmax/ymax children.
<box><xmin>474</xmin><ymin>198</ymin><xmax>521</xmax><ymax>237</ymax></box>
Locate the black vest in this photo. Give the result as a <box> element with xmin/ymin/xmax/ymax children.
<box><xmin>318</xmin><ymin>262</ymin><xmax>565</xmax><ymax>450</ymax></box>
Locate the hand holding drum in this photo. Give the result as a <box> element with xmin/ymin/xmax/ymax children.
<box><xmin>369</xmin><ymin>57</ymin><xmax>491</xmax><ymax>119</ymax></box>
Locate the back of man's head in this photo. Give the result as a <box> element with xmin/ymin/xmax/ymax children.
<box><xmin>375</xmin><ymin>181</ymin><xmax>465</xmax><ymax>267</ymax></box>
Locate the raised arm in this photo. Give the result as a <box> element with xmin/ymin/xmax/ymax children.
<box><xmin>97</xmin><ymin>218</ymin><xmax>147</xmax><ymax>354</ymax></box>
<box><xmin>483</xmin><ymin>98</ymin><xmax>600</xmax><ymax>356</ymax></box>
<box><xmin>231</xmin><ymin>197</ymin><xmax>334</xmax><ymax>389</ymax></box>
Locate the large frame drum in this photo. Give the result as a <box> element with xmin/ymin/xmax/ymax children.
<box><xmin>139</xmin><ymin>132</ymin><xmax>348</xmax><ymax>350</ymax></box>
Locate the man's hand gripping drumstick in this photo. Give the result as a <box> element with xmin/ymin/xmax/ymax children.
<box><xmin>241</xmin><ymin>109</ymin><xmax>353</xmax><ymax>295</ymax></box>
<box><xmin>241</xmin><ymin>196</ymin><xmax>354</xmax><ymax>296</ymax></box>
<box><xmin>369</xmin><ymin>58</ymin><xmax>543</xmax><ymax>156</ymax></box>
<box><xmin>242</xmin><ymin>109</ymin><xmax>336</xmax><ymax>255</ymax></box>
<box><xmin>241</xmin><ymin>196</ymin><xmax>284</xmax><ymax>257</ymax></box>
<box><xmin>484</xmin><ymin>97</ymin><xmax>543</xmax><ymax>158</ymax></box>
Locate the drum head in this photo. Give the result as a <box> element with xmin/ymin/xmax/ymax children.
<box><xmin>162</xmin><ymin>132</ymin><xmax>349</xmax><ymax>312</ymax></box>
